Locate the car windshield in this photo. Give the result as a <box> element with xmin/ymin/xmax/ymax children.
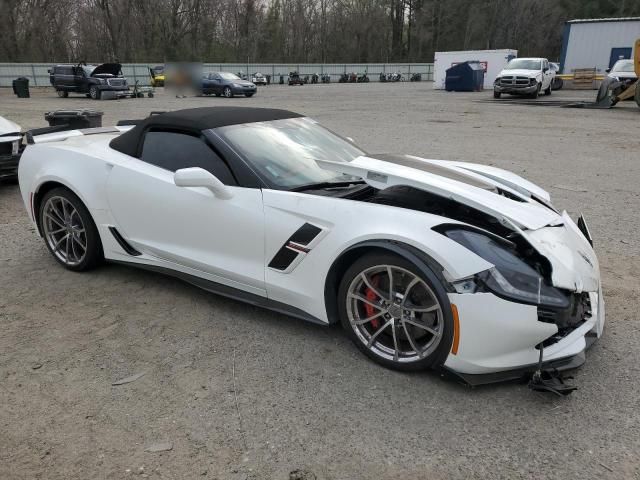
<box><xmin>215</xmin><ymin>117</ymin><xmax>365</xmax><ymax>189</ymax></box>
<box><xmin>612</xmin><ymin>61</ymin><xmax>635</xmax><ymax>73</ymax></box>
<box><xmin>505</xmin><ymin>59</ymin><xmax>542</xmax><ymax>70</ymax></box>
<box><xmin>153</xmin><ymin>66</ymin><xmax>164</xmax><ymax>74</ymax></box>
<box><xmin>219</xmin><ymin>72</ymin><xmax>240</xmax><ymax>80</ymax></box>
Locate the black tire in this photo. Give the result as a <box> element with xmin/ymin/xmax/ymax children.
<box><xmin>223</xmin><ymin>86</ymin><xmax>232</xmax><ymax>98</ymax></box>
<box><xmin>39</xmin><ymin>187</ymin><xmax>103</xmax><ymax>272</ymax></box>
<box><xmin>493</xmin><ymin>90</ymin><xmax>501</xmax><ymax>99</ymax></box>
<box><xmin>544</xmin><ymin>85</ymin><xmax>552</xmax><ymax>96</ymax></box>
<box><xmin>635</xmin><ymin>83</ymin><xmax>640</xmax><ymax>108</ymax></box>
<box><xmin>89</xmin><ymin>85</ymin><xmax>101</xmax><ymax>100</ymax></box>
<box><xmin>337</xmin><ymin>251</ymin><xmax>453</xmax><ymax>372</ymax></box>
<box><xmin>530</xmin><ymin>84</ymin><xmax>540</xmax><ymax>99</ymax></box>
<box><xmin>245</xmin><ymin>93</ymin><xmax>254</xmax><ymax>97</ymax></box>
<box><xmin>148</xmin><ymin>92</ymin><xmax>154</xmax><ymax>98</ymax></box>
<box><xmin>57</xmin><ymin>90</ymin><xmax>68</xmax><ymax>98</ymax></box>
<box><xmin>215</xmin><ymin>92</ymin><xmax>221</xmax><ymax>97</ymax></box>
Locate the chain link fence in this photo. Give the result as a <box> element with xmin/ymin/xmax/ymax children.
<box><xmin>0</xmin><ymin>63</ymin><xmax>434</xmax><ymax>87</ymax></box>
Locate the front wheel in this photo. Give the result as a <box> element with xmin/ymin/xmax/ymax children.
<box><xmin>530</xmin><ymin>84</ymin><xmax>540</xmax><ymax>99</ymax></box>
<box><xmin>493</xmin><ymin>90</ymin><xmax>501</xmax><ymax>99</ymax></box>
<box><xmin>57</xmin><ymin>90</ymin><xmax>68</xmax><ymax>98</ymax></box>
<box><xmin>39</xmin><ymin>187</ymin><xmax>103</xmax><ymax>271</ymax></box>
<box><xmin>89</xmin><ymin>85</ymin><xmax>101</xmax><ymax>100</ymax></box>
<box><xmin>245</xmin><ymin>93</ymin><xmax>254</xmax><ymax>97</ymax></box>
<box><xmin>338</xmin><ymin>252</ymin><xmax>452</xmax><ymax>371</ymax></box>
<box><xmin>223</xmin><ymin>86</ymin><xmax>232</xmax><ymax>98</ymax></box>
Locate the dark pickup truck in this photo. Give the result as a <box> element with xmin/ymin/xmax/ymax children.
<box><xmin>49</xmin><ymin>62</ymin><xmax>130</xmax><ymax>99</ymax></box>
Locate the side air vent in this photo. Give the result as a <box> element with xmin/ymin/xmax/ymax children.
<box><xmin>109</xmin><ymin>227</ymin><xmax>141</xmax><ymax>256</ymax></box>
<box><xmin>268</xmin><ymin>222</ymin><xmax>323</xmax><ymax>271</ymax></box>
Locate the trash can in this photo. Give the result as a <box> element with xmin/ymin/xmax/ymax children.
<box><xmin>44</xmin><ymin>109</ymin><xmax>104</xmax><ymax>130</ymax></box>
<box><xmin>445</xmin><ymin>62</ymin><xmax>485</xmax><ymax>92</ymax></box>
<box><xmin>12</xmin><ymin>77</ymin><xmax>30</xmax><ymax>98</ymax></box>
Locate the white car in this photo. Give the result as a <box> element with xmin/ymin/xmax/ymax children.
<box><xmin>0</xmin><ymin>115</ymin><xmax>23</xmax><ymax>180</ymax></box>
<box><xmin>607</xmin><ymin>59</ymin><xmax>637</xmax><ymax>82</ymax></box>
<box><xmin>17</xmin><ymin>107</ymin><xmax>604</xmax><ymax>392</ymax></box>
<box><xmin>252</xmin><ymin>73</ymin><xmax>267</xmax><ymax>85</ymax></box>
<box><xmin>493</xmin><ymin>58</ymin><xmax>556</xmax><ymax>99</ymax></box>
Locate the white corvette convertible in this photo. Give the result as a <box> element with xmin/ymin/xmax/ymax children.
<box><xmin>18</xmin><ymin>107</ymin><xmax>604</xmax><ymax>391</ymax></box>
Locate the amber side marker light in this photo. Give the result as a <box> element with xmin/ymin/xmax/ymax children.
<box><xmin>451</xmin><ymin>304</ymin><xmax>460</xmax><ymax>355</ymax></box>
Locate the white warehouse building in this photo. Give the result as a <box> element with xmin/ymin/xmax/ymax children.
<box><xmin>560</xmin><ymin>17</ymin><xmax>640</xmax><ymax>73</ymax></box>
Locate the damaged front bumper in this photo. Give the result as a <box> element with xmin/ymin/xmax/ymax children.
<box><xmin>442</xmin><ymin>214</ymin><xmax>604</xmax><ymax>385</ymax></box>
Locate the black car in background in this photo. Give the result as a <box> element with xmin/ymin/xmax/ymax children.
<box><xmin>49</xmin><ymin>62</ymin><xmax>130</xmax><ymax>99</ymax></box>
<box><xmin>201</xmin><ymin>72</ymin><xmax>257</xmax><ymax>97</ymax></box>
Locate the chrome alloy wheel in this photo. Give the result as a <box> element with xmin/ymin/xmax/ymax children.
<box><xmin>42</xmin><ymin>196</ymin><xmax>87</xmax><ymax>266</ymax></box>
<box><xmin>346</xmin><ymin>265</ymin><xmax>443</xmax><ymax>363</ymax></box>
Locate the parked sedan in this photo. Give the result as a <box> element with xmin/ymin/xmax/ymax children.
<box><xmin>17</xmin><ymin>107</ymin><xmax>604</xmax><ymax>393</ymax></box>
<box><xmin>201</xmin><ymin>72</ymin><xmax>257</xmax><ymax>97</ymax></box>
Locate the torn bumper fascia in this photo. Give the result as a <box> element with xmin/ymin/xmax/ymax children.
<box><xmin>443</xmin><ymin>283</ymin><xmax>605</xmax><ymax>381</ymax></box>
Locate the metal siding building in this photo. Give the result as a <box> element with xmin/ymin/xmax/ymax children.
<box><xmin>560</xmin><ymin>17</ymin><xmax>640</xmax><ymax>73</ymax></box>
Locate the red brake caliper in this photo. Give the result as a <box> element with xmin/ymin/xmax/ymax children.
<box><xmin>364</xmin><ymin>275</ymin><xmax>381</xmax><ymax>329</ymax></box>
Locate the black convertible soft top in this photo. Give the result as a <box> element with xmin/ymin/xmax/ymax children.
<box><xmin>109</xmin><ymin>107</ymin><xmax>302</xmax><ymax>158</ymax></box>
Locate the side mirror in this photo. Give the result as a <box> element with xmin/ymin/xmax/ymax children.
<box><xmin>542</xmin><ymin>67</ymin><xmax>549</xmax><ymax>73</ymax></box>
<box><xmin>174</xmin><ymin>167</ymin><xmax>233</xmax><ymax>200</ymax></box>
<box><xmin>605</xmin><ymin>68</ymin><xmax>611</xmax><ymax>73</ymax></box>
<box><xmin>346</xmin><ymin>137</ymin><xmax>355</xmax><ymax>143</ymax></box>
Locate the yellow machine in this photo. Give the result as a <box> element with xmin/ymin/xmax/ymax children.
<box><xmin>149</xmin><ymin>65</ymin><xmax>165</xmax><ymax>87</ymax></box>
<box><xmin>596</xmin><ymin>38</ymin><xmax>640</xmax><ymax>108</ymax></box>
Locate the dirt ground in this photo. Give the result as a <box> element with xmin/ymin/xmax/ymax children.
<box><xmin>1</xmin><ymin>83</ymin><xmax>639</xmax><ymax>480</ymax></box>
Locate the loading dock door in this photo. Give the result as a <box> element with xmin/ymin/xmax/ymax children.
<box><xmin>609</xmin><ymin>47</ymin><xmax>632</xmax><ymax>69</ymax></box>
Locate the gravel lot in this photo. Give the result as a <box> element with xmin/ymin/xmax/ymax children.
<box><xmin>1</xmin><ymin>83</ymin><xmax>639</xmax><ymax>480</ymax></box>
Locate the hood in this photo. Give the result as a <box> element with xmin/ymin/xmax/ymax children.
<box><xmin>498</xmin><ymin>68</ymin><xmax>540</xmax><ymax>77</ymax></box>
<box><xmin>316</xmin><ymin>154</ymin><xmax>560</xmax><ymax>230</ymax></box>
<box><xmin>90</xmin><ymin>63</ymin><xmax>122</xmax><ymax>77</ymax></box>
<box><xmin>608</xmin><ymin>72</ymin><xmax>637</xmax><ymax>80</ymax></box>
<box><xmin>234</xmin><ymin>80</ymin><xmax>255</xmax><ymax>86</ymax></box>
<box><xmin>316</xmin><ymin>154</ymin><xmax>598</xmax><ymax>291</ymax></box>
<box><xmin>0</xmin><ymin>116</ymin><xmax>21</xmax><ymax>136</ymax></box>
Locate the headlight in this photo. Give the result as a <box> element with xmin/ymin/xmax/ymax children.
<box><xmin>529</xmin><ymin>78</ymin><xmax>537</xmax><ymax>85</ymax></box>
<box><xmin>12</xmin><ymin>140</ymin><xmax>20</xmax><ymax>156</ymax></box>
<box><xmin>442</xmin><ymin>228</ymin><xmax>569</xmax><ymax>308</ymax></box>
<box><xmin>494</xmin><ymin>77</ymin><xmax>500</xmax><ymax>84</ymax></box>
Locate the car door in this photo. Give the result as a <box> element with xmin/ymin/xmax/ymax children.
<box><xmin>542</xmin><ymin>60</ymin><xmax>552</xmax><ymax>89</ymax></box>
<box><xmin>211</xmin><ymin>74</ymin><xmax>223</xmax><ymax>94</ymax></box>
<box><xmin>105</xmin><ymin>129</ymin><xmax>266</xmax><ymax>296</ymax></box>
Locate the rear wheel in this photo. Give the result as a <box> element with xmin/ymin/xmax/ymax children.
<box><xmin>245</xmin><ymin>93</ymin><xmax>254</xmax><ymax>97</ymax></box>
<box><xmin>57</xmin><ymin>90</ymin><xmax>68</xmax><ymax>98</ymax></box>
<box><xmin>338</xmin><ymin>252</ymin><xmax>452</xmax><ymax>371</ymax></box>
<box><xmin>39</xmin><ymin>187</ymin><xmax>103</xmax><ymax>271</ymax></box>
<box><xmin>635</xmin><ymin>83</ymin><xmax>640</xmax><ymax>108</ymax></box>
<box><xmin>544</xmin><ymin>85</ymin><xmax>552</xmax><ymax>96</ymax></box>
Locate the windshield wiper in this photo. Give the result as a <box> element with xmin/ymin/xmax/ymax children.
<box><xmin>290</xmin><ymin>180</ymin><xmax>365</xmax><ymax>192</ymax></box>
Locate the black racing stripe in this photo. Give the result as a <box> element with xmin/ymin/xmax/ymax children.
<box><xmin>268</xmin><ymin>247</ymin><xmax>299</xmax><ymax>270</ymax></box>
<box><xmin>109</xmin><ymin>227</ymin><xmax>142</xmax><ymax>256</ymax></box>
<box><xmin>289</xmin><ymin>222</ymin><xmax>322</xmax><ymax>246</ymax></box>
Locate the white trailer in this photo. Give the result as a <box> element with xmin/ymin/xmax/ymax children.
<box><xmin>433</xmin><ymin>49</ymin><xmax>518</xmax><ymax>90</ymax></box>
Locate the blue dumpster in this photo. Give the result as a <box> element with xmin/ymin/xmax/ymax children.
<box><xmin>445</xmin><ymin>62</ymin><xmax>485</xmax><ymax>92</ymax></box>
